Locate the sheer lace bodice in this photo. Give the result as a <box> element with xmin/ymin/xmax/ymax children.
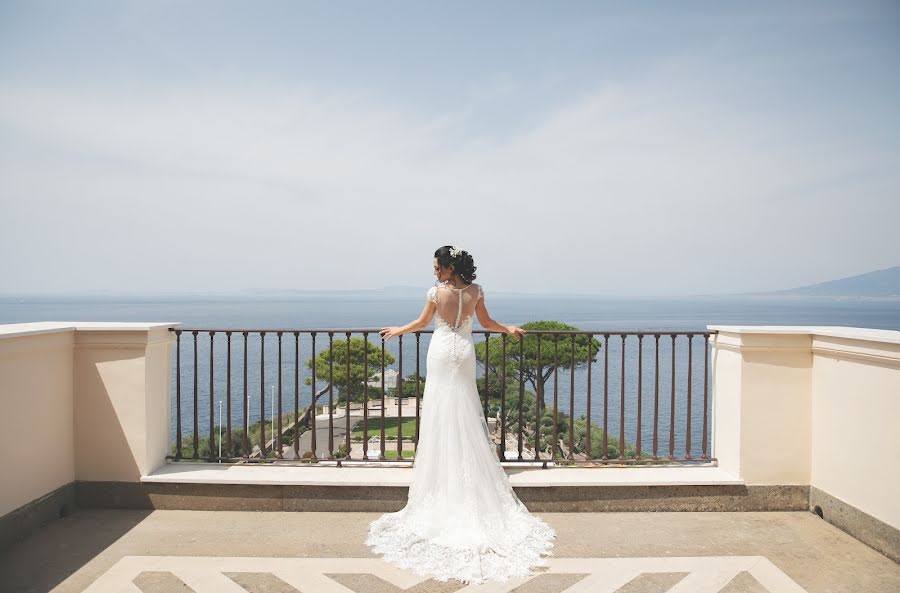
<box><xmin>427</xmin><ymin>280</ymin><xmax>481</xmax><ymax>335</ymax></box>
<box><xmin>365</xmin><ymin>282</ymin><xmax>556</xmax><ymax>585</ymax></box>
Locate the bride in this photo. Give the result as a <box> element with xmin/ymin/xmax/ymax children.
<box><xmin>365</xmin><ymin>245</ymin><xmax>556</xmax><ymax>585</ymax></box>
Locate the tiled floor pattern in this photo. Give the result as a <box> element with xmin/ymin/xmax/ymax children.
<box><xmin>84</xmin><ymin>556</ymin><xmax>809</xmax><ymax>593</ymax></box>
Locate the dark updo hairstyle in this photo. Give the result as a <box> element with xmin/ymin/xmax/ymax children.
<box><xmin>435</xmin><ymin>245</ymin><xmax>477</xmax><ymax>284</ymax></box>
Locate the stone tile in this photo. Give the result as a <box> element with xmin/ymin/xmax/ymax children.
<box><xmin>509</xmin><ymin>573</ymin><xmax>590</xmax><ymax>592</ymax></box>
<box><xmin>325</xmin><ymin>572</ymin><xmax>467</xmax><ymax>592</ymax></box>
<box><xmin>133</xmin><ymin>570</ymin><xmax>196</xmax><ymax>593</ymax></box>
<box><xmin>614</xmin><ymin>571</ymin><xmax>688</xmax><ymax>592</ymax></box>
<box><xmin>719</xmin><ymin>571</ymin><xmax>772</xmax><ymax>593</ymax></box>
<box><xmin>225</xmin><ymin>572</ymin><xmax>302</xmax><ymax>593</ymax></box>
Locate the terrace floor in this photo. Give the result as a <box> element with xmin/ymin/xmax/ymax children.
<box><xmin>1</xmin><ymin>508</ymin><xmax>897</xmax><ymax>593</ymax></box>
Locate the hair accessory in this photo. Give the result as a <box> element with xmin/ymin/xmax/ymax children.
<box><xmin>449</xmin><ymin>246</ymin><xmax>464</xmax><ymax>258</ymax></box>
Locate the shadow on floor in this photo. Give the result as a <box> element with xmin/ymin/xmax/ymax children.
<box><xmin>0</xmin><ymin>509</ymin><xmax>152</xmax><ymax>593</ymax></box>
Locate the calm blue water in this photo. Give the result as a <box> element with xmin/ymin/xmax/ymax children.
<box><xmin>3</xmin><ymin>293</ymin><xmax>898</xmax><ymax>457</ymax></box>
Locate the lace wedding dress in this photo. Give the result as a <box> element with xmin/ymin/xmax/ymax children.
<box><xmin>365</xmin><ymin>281</ymin><xmax>556</xmax><ymax>585</ymax></box>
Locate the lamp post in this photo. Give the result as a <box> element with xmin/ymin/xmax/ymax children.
<box><xmin>270</xmin><ymin>384</ymin><xmax>275</xmax><ymax>457</ymax></box>
<box><xmin>218</xmin><ymin>399</ymin><xmax>223</xmax><ymax>461</ymax></box>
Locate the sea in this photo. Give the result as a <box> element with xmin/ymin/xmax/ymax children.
<box><xmin>3</xmin><ymin>293</ymin><xmax>898</xmax><ymax>457</ymax></box>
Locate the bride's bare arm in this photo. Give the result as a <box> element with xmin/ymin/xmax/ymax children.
<box><xmin>475</xmin><ymin>293</ymin><xmax>525</xmax><ymax>339</ymax></box>
<box><xmin>380</xmin><ymin>301</ymin><xmax>435</xmax><ymax>340</ymax></box>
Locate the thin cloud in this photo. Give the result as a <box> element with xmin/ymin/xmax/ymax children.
<box><xmin>1</xmin><ymin>35</ymin><xmax>897</xmax><ymax>295</ymax></box>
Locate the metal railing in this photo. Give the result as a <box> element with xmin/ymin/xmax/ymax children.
<box><xmin>168</xmin><ymin>328</ymin><xmax>717</xmax><ymax>466</ymax></box>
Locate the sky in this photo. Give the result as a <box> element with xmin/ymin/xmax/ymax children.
<box><xmin>1</xmin><ymin>1</ymin><xmax>898</xmax><ymax>297</ymax></box>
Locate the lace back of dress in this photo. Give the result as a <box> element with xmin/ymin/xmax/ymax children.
<box><xmin>431</xmin><ymin>282</ymin><xmax>481</xmax><ymax>330</ymax></box>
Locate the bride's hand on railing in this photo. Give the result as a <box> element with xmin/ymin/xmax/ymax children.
<box><xmin>380</xmin><ymin>326</ymin><xmax>402</xmax><ymax>341</ymax></box>
<box><xmin>505</xmin><ymin>325</ymin><xmax>526</xmax><ymax>340</ymax></box>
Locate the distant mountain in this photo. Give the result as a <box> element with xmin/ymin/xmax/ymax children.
<box><xmin>753</xmin><ymin>266</ymin><xmax>900</xmax><ymax>297</ymax></box>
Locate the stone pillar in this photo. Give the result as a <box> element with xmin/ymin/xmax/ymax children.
<box><xmin>73</xmin><ymin>323</ymin><xmax>177</xmax><ymax>482</ymax></box>
<box><xmin>709</xmin><ymin>327</ymin><xmax>812</xmax><ymax>485</ymax></box>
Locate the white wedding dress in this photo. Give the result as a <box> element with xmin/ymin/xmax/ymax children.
<box><xmin>365</xmin><ymin>281</ymin><xmax>556</xmax><ymax>585</ymax></box>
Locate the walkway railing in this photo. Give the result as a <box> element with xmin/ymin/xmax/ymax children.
<box><xmin>168</xmin><ymin>328</ymin><xmax>717</xmax><ymax>466</ymax></box>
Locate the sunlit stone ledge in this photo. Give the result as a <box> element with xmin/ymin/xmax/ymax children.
<box><xmin>141</xmin><ymin>461</ymin><xmax>740</xmax><ymax>488</ymax></box>
<box><xmin>0</xmin><ymin>321</ymin><xmax>180</xmax><ymax>338</ymax></box>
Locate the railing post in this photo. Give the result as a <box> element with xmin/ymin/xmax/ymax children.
<box><xmin>396</xmin><ymin>334</ymin><xmax>403</xmax><ymax>459</ymax></box>
<box><xmin>552</xmin><ymin>333</ymin><xmax>559</xmax><ymax>462</ymax></box>
<box><xmin>226</xmin><ymin>331</ymin><xmax>232</xmax><ymax>458</ymax></box>
<box><xmin>602</xmin><ymin>334</ymin><xmax>609</xmax><ymax>460</ymax></box>
<box><xmin>534</xmin><ymin>334</ymin><xmax>542</xmax><ymax>461</ymax></box>
<box><xmin>346</xmin><ymin>332</ymin><xmax>353</xmax><ymax>461</ymax></box>
<box><xmin>277</xmin><ymin>331</ymin><xmax>283</xmax><ymax>460</ymax></box>
<box><xmin>192</xmin><ymin>330</ymin><xmax>198</xmax><ymax>459</ymax></box>
<box><xmin>310</xmin><ymin>332</ymin><xmax>318</xmax><ymax>462</ymax></box>
<box><xmin>636</xmin><ymin>334</ymin><xmax>643</xmax><ymax>460</ymax></box>
<box><xmin>208</xmin><ymin>330</ymin><xmax>215</xmax><ymax>462</ymax></box>
<box><xmin>363</xmin><ymin>332</ymin><xmax>369</xmax><ymax>460</ymax></box>
<box><xmin>242</xmin><ymin>332</ymin><xmax>249</xmax><ymax>459</ymax></box>
<box><xmin>517</xmin><ymin>337</ymin><xmax>524</xmax><ymax>460</ymax></box>
<box><xmin>620</xmin><ymin>334</ymin><xmax>626</xmax><ymax>461</ymax></box>
<box><xmin>570</xmin><ymin>334</ymin><xmax>577</xmax><ymax>460</ymax></box>
<box><xmin>500</xmin><ymin>333</ymin><xmax>507</xmax><ymax>460</ymax></box>
<box><xmin>259</xmin><ymin>331</ymin><xmax>266</xmax><ymax>459</ymax></box>
<box><xmin>175</xmin><ymin>330</ymin><xmax>182</xmax><ymax>460</ymax></box>
<box><xmin>379</xmin><ymin>336</ymin><xmax>386</xmax><ymax>461</ymax></box>
<box><xmin>293</xmin><ymin>332</ymin><xmax>299</xmax><ymax>459</ymax></box>
<box><xmin>328</xmin><ymin>332</ymin><xmax>334</xmax><ymax>461</ymax></box>
<box><xmin>482</xmin><ymin>333</ymin><xmax>489</xmax><ymax>422</ymax></box>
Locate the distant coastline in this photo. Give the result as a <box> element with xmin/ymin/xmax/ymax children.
<box><xmin>2</xmin><ymin>265</ymin><xmax>898</xmax><ymax>301</ymax></box>
<box><xmin>1</xmin><ymin>292</ymin><xmax>898</xmax><ymax>304</ymax></box>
